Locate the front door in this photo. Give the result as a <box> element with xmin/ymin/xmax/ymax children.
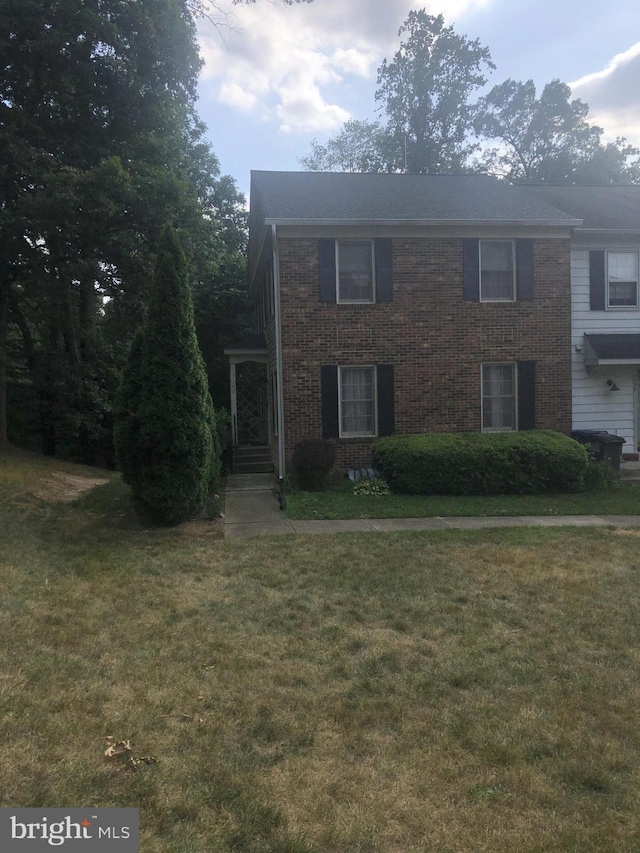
<box><xmin>236</xmin><ymin>361</ymin><xmax>268</xmax><ymax>445</ymax></box>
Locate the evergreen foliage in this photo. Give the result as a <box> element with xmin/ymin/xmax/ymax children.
<box><xmin>113</xmin><ymin>330</ymin><xmax>144</xmax><ymax>487</ymax></box>
<box><xmin>117</xmin><ymin>226</ymin><xmax>217</xmax><ymax>525</ymax></box>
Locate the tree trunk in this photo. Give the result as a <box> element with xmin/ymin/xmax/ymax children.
<box><xmin>79</xmin><ymin>271</ymin><xmax>97</xmax><ymax>359</ymax></box>
<box><xmin>0</xmin><ymin>277</ymin><xmax>8</xmax><ymax>447</ymax></box>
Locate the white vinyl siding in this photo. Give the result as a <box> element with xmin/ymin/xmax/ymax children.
<box><xmin>571</xmin><ymin>248</ymin><xmax>640</xmax><ymax>448</ymax></box>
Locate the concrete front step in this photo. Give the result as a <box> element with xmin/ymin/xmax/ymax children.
<box><xmin>233</xmin><ymin>446</ymin><xmax>274</xmax><ymax>474</ymax></box>
<box><xmin>233</xmin><ymin>450</ymin><xmax>271</xmax><ymax>462</ymax></box>
<box><xmin>233</xmin><ymin>444</ymin><xmax>271</xmax><ymax>457</ymax></box>
<box><xmin>234</xmin><ymin>461</ymin><xmax>275</xmax><ymax>474</ymax></box>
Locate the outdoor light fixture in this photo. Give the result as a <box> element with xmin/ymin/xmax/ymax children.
<box><xmin>606</xmin><ymin>379</ymin><xmax>621</xmax><ymax>392</ymax></box>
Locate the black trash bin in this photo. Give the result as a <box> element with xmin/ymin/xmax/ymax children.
<box><xmin>571</xmin><ymin>430</ymin><xmax>626</xmax><ymax>470</ymax></box>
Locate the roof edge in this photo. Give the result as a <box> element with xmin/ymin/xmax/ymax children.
<box><xmin>265</xmin><ymin>217</ymin><xmax>583</xmax><ymax>227</ymax></box>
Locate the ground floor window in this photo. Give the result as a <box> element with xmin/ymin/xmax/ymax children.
<box><xmin>339</xmin><ymin>366</ymin><xmax>376</xmax><ymax>436</ymax></box>
<box><xmin>482</xmin><ymin>363</ymin><xmax>516</xmax><ymax>431</ymax></box>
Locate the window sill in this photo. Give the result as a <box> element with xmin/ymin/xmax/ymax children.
<box><xmin>338</xmin><ymin>434</ymin><xmax>377</xmax><ymax>440</ymax></box>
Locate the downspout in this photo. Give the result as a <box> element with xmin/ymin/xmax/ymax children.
<box><xmin>272</xmin><ymin>225</ymin><xmax>286</xmax><ymax>503</ymax></box>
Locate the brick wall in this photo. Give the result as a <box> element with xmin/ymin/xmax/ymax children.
<box><xmin>278</xmin><ymin>236</ymin><xmax>572</xmax><ymax>470</ymax></box>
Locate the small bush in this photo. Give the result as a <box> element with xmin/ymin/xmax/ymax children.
<box><xmin>292</xmin><ymin>439</ymin><xmax>336</xmax><ymax>491</ymax></box>
<box><xmin>583</xmin><ymin>459</ymin><xmax>621</xmax><ymax>491</ymax></box>
<box><xmin>353</xmin><ymin>478</ymin><xmax>391</xmax><ymax>496</ymax></box>
<box><xmin>372</xmin><ymin>431</ymin><xmax>589</xmax><ymax>496</ymax></box>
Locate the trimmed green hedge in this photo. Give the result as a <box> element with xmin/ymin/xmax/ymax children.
<box><xmin>372</xmin><ymin>431</ymin><xmax>589</xmax><ymax>495</ymax></box>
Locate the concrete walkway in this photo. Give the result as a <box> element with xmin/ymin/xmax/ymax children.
<box><xmin>224</xmin><ymin>472</ymin><xmax>640</xmax><ymax>539</ymax></box>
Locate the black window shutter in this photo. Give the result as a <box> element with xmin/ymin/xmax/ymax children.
<box><xmin>516</xmin><ymin>239</ymin><xmax>535</xmax><ymax>300</ymax></box>
<box><xmin>462</xmin><ymin>239</ymin><xmax>480</xmax><ymax>301</ymax></box>
<box><xmin>589</xmin><ymin>250</ymin><xmax>606</xmax><ymax>311</ymax></box>
<box><xmin>517</xmin><ymin>361</ymin><xmax>536</xmax><ymax>430</ymax></box>
<box><xmin>375</xmin><ymin>238</ymin><xmax>393</xmax><ymax>302</ymax></box>
<box><xmin>376</xmin><ymin>364</ymin><xmax>395</xmax><ymax>436</ymax></box>
<box><xmin>321</xmin><ymin>365</ymin><xmax>339</xmax><ymax>438</ymax></box>
<box><xmin>318</xmin><ymin>239</ymin><xmax>337</xmax><ymax>303</ymax></box>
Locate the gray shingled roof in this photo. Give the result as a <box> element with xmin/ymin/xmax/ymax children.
<box><xmin>250</xmin><ymin>171</ymin><xmax>582</xmax><ymax>225</ymax></box>
<box><xmin>524</xmin><ymin>185</ymin><xmax>640</xmax><ymax>231</ymax></box>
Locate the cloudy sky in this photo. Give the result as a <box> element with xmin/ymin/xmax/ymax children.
<box><xmin>195</xmin><ymin>0</ymin><xmax>640</xmax><ymax>196</ymax></box>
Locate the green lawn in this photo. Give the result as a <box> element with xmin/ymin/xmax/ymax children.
<box><xmin>2</xmin><ymin>449</ymin><xmax>640</xmax><ymax>851</ymax></box>
<box><xmin>285</xmin><ymin>477</ymin><xmax>640</xmax><ymax>520</ymax></box>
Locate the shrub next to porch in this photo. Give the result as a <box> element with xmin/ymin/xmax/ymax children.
<box><xmin>372</xmin><ymin>431</ymin><xmax>589</xmax><ymax>495</ymax></box>
<box><xmin>115</xmin><ymin>226</ymin><xmax>218</xmax><ymax>525</ymax></box>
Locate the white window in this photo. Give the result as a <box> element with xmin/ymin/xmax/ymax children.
<box><xmin>339</xmin><ymin>366</ymin><xmax>376</xmax><ymax>436</ymax></box>
<box><xmin>337</xmin><ymin>241</ymin><xmax>375</xmax><ymax>303</ymax></box>
<box><xmin>608</xmin><ymin>251</ymin><xmax>638</xmax><ymax>308</ymax></box>
<box><xmin>482</xmin><ymin>363</ymin><xmax>517</xmax><ymax>431</ymax></box>
<box><xmin>480</xmin><ymin>241</ymin><xmax>515</xmax><ymax>301</ymax></box>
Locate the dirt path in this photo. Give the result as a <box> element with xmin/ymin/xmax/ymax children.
<box><xmin>34</xmin><ymin>472</ymin><xmax>110</xmax><ymax>503</ymax></box>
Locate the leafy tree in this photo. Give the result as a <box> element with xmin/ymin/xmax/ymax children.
<box><xmin>299</xmin><ymin>11</ymin><xmax>494</xmax><ymax>175</ymax></box>
<box><xmin>376</xmin><ymin>11</ymin><xmax>494</xmax><ymax>174</ymax></box>
<box><xmin>116</xmin><ymin>226</ymin><xmax>217</xmax><ymax>526</ymax></box>
<box><xmin>474</xmin><ymin>78</ymin><xmax>640</xmax><ymax>184</ymax></box>
<box><xmin>0</xmin><ymin>0</ymin><xmax>250</xmax><ymax>458</ymax></box>
<box><xmin>299</xmin><ymin>120</ymin><xmax>392</xmax><ymax>173</ymax></box>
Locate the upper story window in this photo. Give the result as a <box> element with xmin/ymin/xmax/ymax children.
<box><xmin>480</xmin><ymin>240</ymin><xmax>515</xmax><ymax>302</ymax></box>
<box><xmin>608</xmin><ymin>251</ymin><xmax>638</xmax><ymax>308</ymax></box>
<box><xmin>463</xmin><ymin>238</ymin><xmax>534</xmax><ymax>303</ymax></box>
<box><xmin>319</xmin><ymin>238</ymin><xmax>393</xmax><ymax>304</ymax></box>
<box><xmin>337</xmin><ymin>241</ymin><xmax>375</xmax><ymax>303</ymax></box>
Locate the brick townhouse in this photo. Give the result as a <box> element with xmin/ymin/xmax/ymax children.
<box><xmin>226</xmin><ymin>171</ymin><xmax>580</xmax><ymax>478</ymax></box>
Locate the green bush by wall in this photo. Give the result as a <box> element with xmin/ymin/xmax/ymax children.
<box><xmin>372</xmin><ymin>431</ymin><xmax>589</xmax><ymax>495</ymax></box>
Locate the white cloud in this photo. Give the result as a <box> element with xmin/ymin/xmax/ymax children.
<box><xmin>332</xmin><ymin>48</ymin><xmax>376</xmax><ymax>78</ymax></box>
<box><xmin>277</xmin><ymin>88</ymin><xmax>351</xmax><ymax>134</ymax></box>
<box><xmin>217</xmin><ymin>82</ymin><xmax>257</xmax><ymax>112</ymax></box>
<box><xmin>570</xmin><ymin>41</ymin><xmax>640</xmax><ymax>145</ymax></box>
<box><xmin>197</xmin><ymin>0</ymin><xmax>494</xmax><ymax>134</ymax></box>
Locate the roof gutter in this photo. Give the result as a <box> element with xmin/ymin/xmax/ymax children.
<box><xmin>264</xmin><ymin>217</ymin><xmax>583</xmax><ymax>228</ymax></box>
<box><xmin>272</xmin><ymin>224</ymin><xmax>286</xmax><ymax>484</ymax></box>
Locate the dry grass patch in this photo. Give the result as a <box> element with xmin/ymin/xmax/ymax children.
<box><xmin>1</xmin><ymin>451</ymin><xmax>640</xmax><ymax>850</ymax></box>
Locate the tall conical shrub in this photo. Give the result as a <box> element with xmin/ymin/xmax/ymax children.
<box><xmin>114</xmin><ymin>330</ymin><xmax>144</xmax><ymax>487</ymax></box>
<box><xmin>115</xmin><ymin>226</ymin><xmax>218</xmax><ymax>525</ymax></box>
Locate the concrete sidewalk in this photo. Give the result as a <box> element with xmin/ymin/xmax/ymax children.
<box><xmin>224</xmin><ymin>473</ymin><xmax>294</xmax><ymax>537</ymax></box>
<box><xmin>224</xmin><ymin>473</ymin><xmax>640</xmax><ymax>538</ymax></box>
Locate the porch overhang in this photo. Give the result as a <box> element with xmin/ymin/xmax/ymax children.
<box><xmin>584</xmin><ymin>333</ymin><xmax>640</xmax><ymax>374</ymax></box>
<box><xmin>224</xmin><ymin>333</ymin><xmax>268</xmax><ymax>365</ymax></box>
